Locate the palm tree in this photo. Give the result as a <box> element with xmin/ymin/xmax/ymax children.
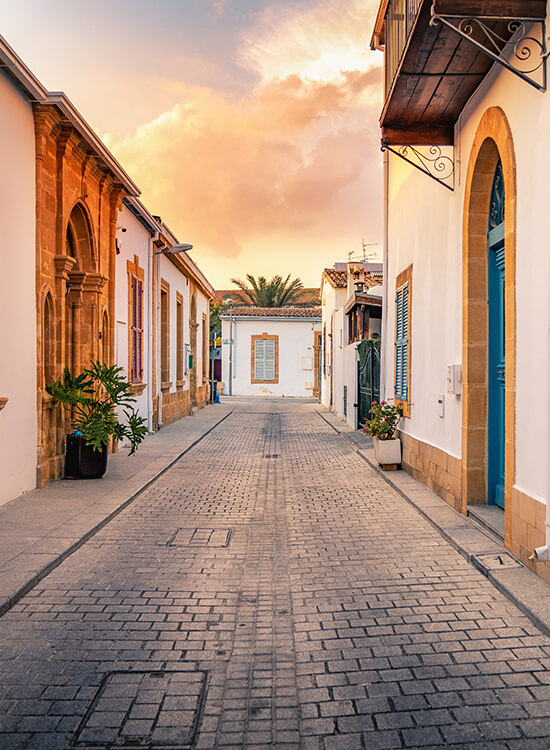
<box><xmin>230</xmin><ymin>274</ymin><xmax>304</xmax><ymax>307</ymax></box>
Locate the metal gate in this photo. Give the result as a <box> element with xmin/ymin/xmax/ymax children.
<box><xmin>357</xmin><ymin>339</ymin><xmax>380</xmax><ymax>428</ymax></box>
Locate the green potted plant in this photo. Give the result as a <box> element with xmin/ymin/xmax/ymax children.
<box><xmin>46</xmin><ymin>361</ymin><xmax>148</xmax><ymax>479</ymax></box>
<box><xmin>362</xmin><ymin>401</ymin><xmax>403</xmax><ymax>469</ymax></box>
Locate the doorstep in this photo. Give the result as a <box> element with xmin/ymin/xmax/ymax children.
<box><xmin>467</xmin><ymin>503</ymin><xmax>505</xmax><ymax>542</ymax></box>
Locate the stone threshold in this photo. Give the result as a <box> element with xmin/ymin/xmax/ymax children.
<box><xmin>467</xmin><ymin>503</ymin><xmax>505</xmax><ymax>542</ymax></box>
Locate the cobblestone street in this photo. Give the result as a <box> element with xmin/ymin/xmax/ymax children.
<box><xmin>1</xmin><ymin>400</ymin><xmax>550</xmax><ymax>749</ymax></box>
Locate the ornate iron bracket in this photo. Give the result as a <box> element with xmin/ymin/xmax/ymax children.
<box><xmin>382</xmin><ymin>144</ymin><xmax>455</xmax><ymax>191</ymax></box>
<box><xmin>430</xmin><ymin>3</ymin><xmax>549</xmax><ymax>92</ymax></box>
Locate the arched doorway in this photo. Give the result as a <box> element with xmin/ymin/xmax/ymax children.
<box><xmin>488</xmin><ymin>161</ymin><xmax>505</xmax><ymax>508</ymax></box>
<box><xmin>462</xmin><ymin>107</ymin><xmax>516</xmax><ymax>548</ymax></box>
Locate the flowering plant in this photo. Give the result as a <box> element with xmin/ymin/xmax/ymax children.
<box><xmin>362</xmin><ymin>401</ymin><xmax>402</xmax><ymax>440</ymax></box>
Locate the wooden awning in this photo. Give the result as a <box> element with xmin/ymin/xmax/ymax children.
<box><xmin>376</xmin><ymin>0</ymin><xmax>547</xmax><ymax>145</ymax></box>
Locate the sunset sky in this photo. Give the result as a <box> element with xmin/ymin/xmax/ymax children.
<box><xmin>2</xmin><ymin>0</ymin><xmax>383</xmax><ymax>288</ymax></box>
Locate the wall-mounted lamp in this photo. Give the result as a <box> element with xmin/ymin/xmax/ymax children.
<box><xmin>154</xmin><ymin>243</ymin><xmax>193</xmax><ymax>256</ymax></box>
<box><xmin>65</xmin><ymin>281</ymin><xmax>72</xmax><ymax>296</ymax></box>
<box><xmin>116</xmin><ymin>225</ymin><xmax>127</xmax><ymax>233</ymax></box>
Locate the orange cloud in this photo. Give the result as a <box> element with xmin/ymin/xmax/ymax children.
<box><xmin>103</xmin><ymin>0</ymin><xmax>384</xmax><ymax>285</ymax></box>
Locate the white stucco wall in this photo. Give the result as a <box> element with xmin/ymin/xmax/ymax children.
<box><xmin>343</xmin><ymin>343</ymin><xmax>359</xmax><ymax>430</ymax></box>
<box><xmin>331</xmin><ymin>307</ymin><xmax>346</xmax><ymax>420</ymax></box>
<box><xmin>221</xmin><ymin>317</ymin><xmax>321</xmax><ymax>397</ymax></box>
<box><xmin>0</xmin><ymin>70</ymin><xmax>37</xmax><ymax>505</ymax></box>
<box><xmin>115</xmin><ymin>207</ymin><xmax>153</xmax><ymax>430</ymax></box>
<box><xmin>382</xmin><ymin>29</ymin><xmax>550</xmax><ymax>504</ymax></box>
<box><xmin>157</xmin><ymin>256</ymin><xmax>191</xmax><ymax>397</ymax></box>
<box><xmin>320</xmin><ymin>280</ymin><xmax>347</xmax><ymax>410</ymax></box>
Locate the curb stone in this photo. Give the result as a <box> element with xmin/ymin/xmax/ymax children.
<box><xmin>0</xmin><ymin>409</ymin><xmax>233</xmax><ymax>618</ymax></box>
<box><xmin>316</xmin><ymin>407</ymin><xmax>550</xmax><ymax>639</ymax></box>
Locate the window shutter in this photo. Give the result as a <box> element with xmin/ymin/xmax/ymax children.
<box><xmin>254</xmin><ymin>339</ymin><xmax>276</xmax><ymax>381</ymax></box>
<box><xmin>395</xmin><ymin>282</ymin><xmax>409</xmax><ymax>401</ymax></box>
<box><xmin>264</xmin><ymin>339</ymin><xmax>276</xmax><ymax>380</ymax></box>
<box><xmin>254</xmin><ymin>340</ymin><xmax>265</xmax><ymax>380</ymax></box>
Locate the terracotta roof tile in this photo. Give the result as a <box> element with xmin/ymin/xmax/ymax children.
<box><xmin>221</xmin><ymin>306</ymin><xmax>321</xmax><ymax>318</ymax></box>
<box><xmin>322</xmin><ymin>269</ymin><xmax>348</xmax><ymax>288</ymax></box>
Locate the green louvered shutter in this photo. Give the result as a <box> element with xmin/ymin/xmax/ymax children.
<box><xmin>395</xmin><ymin>282</ymin><xmax>409</xmax><ymax>401</ymax></box>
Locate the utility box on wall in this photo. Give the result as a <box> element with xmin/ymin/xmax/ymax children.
<box><xmin>447</xmin><ymin>364</ymin><xmax>462</xmax><ymax>395</ymax></box>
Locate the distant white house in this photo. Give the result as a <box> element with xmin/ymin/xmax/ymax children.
<box><xmin>220</xmin><ymin>307</ymin><xmax>322</xmax><ymax>398</ymax></box>
<box><xmin>321</xmin><ymin>263</ymin><xmax>383</xmax><ymax>428</ymax></box>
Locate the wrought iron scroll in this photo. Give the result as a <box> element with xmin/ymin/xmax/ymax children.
<box><xmin>430</xmin><ymin>3</ymin><xmax>548</xmax><ymax>92</ymax></box>
<box><xmin>489</xmin><ymin>160</ymin><xmax>505</xmax><ymax>231</ymax></box>
<box><xmin>382</xmin><ymin>144</ymin><xmax>455</xmax><ymax>191</ymax></box>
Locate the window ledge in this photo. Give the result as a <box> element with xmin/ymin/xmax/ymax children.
<box><xmin>161</xmin><ymin>381</ymin><xmax>172</xmax><ymax>392</ymax></box>
<box><xmin>129</xmin><ymin>382</ymin><xmax>147</xmax><ymax>396</ymax></box>
<box><xmin>176</xmin><ymin>379</ymin><xmax>186</xmax><ymax>389</ymax></box>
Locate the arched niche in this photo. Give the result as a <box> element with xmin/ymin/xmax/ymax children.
<box><xmin>65</xmin><ymin>202</ymin><xmax>96</xmax><ymax>272</ymax></box>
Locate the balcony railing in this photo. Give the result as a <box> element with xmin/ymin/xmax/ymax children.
<box><xmin>384</xmin><ymin>0</ymin><xmax>423</xmax><ymax>95</ymax></box>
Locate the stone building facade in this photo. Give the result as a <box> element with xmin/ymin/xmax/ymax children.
<box><xmin>34</xmin><ymin>98</ymin><xmax>140</xmax><ymax>486</ymax></box>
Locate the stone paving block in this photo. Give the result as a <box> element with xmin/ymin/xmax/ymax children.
<box><xmin>1</xmin><ymin>403</ymin><xmax>550</xmax><ymax>747</ymax></box>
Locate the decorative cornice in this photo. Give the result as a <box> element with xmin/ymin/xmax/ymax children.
<box><xmin>53</xmin><ymin>254</ymin><xmax>77</xmax><ymax>279</ymax></box>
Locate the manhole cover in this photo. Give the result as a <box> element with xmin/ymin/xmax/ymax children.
<box><xmin>72</xmin><ymin>670</ymin><xmax>207</xmax><ymax>748</ymax></box>
<box><xmin>473</xmin><ymin>551</ymin><xmax>523</xmax><ymax>574</ymax></box>
<box><xmin>168</xmin><ymin>527</ymin><xmax>232</xmax><ymax>548</ymax></box>
<box><xmin>264</xmin><ymin>454</ymin><xmax>280</xmax><ymax>458</ymax></box>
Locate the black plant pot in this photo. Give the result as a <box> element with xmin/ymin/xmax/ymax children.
<box><xmin>65</xmin><ymin>433</ymin><xmax>108</xmax><ymax>479</ymax></box>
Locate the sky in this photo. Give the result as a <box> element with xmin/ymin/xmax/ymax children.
<box><xmin>1</xmin><ymin>0</ymin><xmax>384</xmax><ymax>288</ymax></box>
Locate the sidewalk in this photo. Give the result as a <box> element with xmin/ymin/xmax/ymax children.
<box><xmin>0</xmin><ymin>403</ymin><xmax>232</xmax><ymax>616</ymax></box>
<box><xmin>317</xmin><ymin>407</ymin><xmax>550</xmax><ymax>639</ymax></box>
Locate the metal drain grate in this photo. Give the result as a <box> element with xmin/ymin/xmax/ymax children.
<box><xmin>71</xmin><ymin>670</ymin><xmax>207</xmax><ymax>748</ymax></box>
<box><xmin>264</xmin><ymin>454</ymin><xmax>280</xmax><ymax>458</ymax></box>
<box><xmin>168</xmin><ymin>527</ymin><xmax>232</xmax><ymax>548</ymax></box>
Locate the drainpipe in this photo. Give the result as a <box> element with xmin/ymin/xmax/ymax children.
<box><xmin>146</xmin><ymin>234</ymin><xmax>154</xmax><ymax>432</ymax></box>
<box><xmin>380</xmin><ymin>147</ymin><xmax>389</xmax><ymax>401</ymax></box>
<box><xmin>531</xmin><ymin>322</ymin><xmax>550</xmax><ymax>562</ymax></box>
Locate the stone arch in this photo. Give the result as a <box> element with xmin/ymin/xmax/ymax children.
<box><xmin>100</xmin><ymin>308</ymin><xmax>109</xmax><ymax>364</ymax></box>
<box><xmin>42</xmin><ymin>288</ymin><xmax>56</xmax><ymax>386</ymax></box>
<box><xmin>66</xmin><ymin>201</ymin><xmax>96</xmax><ymax>272</ymax></box>
<box><xmin>462</xmin><ymin>106</ymin><xmax>517</xmax><ymax>550</ymax></box>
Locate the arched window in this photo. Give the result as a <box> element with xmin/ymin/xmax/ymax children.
<box><xmin>43</xmin><ymin>292</ymin><xmax>55</xmax><ymax>386</ymax></box>
<box><xmin>101</xmin><ymin>310</ymin><xmax>109</xmax><ymax>364</ymax></box>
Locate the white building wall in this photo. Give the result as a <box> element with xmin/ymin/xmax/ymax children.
<box><xmin>221</xmin><ymin>318</ymin><xmax>321</xmax><ymax>397</ymax></box>
<box><xmin>158</xmin><ymin>256</ymin><xmax>191</xmax><ymax>397</ymax></box>
<box><xmin>382</xmin><ymin>39</ymin><xmax>550</xmax><ymax>504</ymax></box>
<box><xmin>115</xmin><ymin>207</ymin><xmax>153</xmax><ymax>430</ymax></box>
<box><xmin>0</xmin><ymin>70</ymin><xmax>37</xmax><ymax>505</ymax></box>
<box><xmin>343</xmin><ymin>343</ymin><xmax>359</xmax><ymax>430</ymax></box>
<box><xmin>196</xmin><ymin>291</ymin><xmax>209</xmax><ymax>387</ymax></box>
<box><xmin>331</xmin><ymin>307</ymin><xmax>346</xmax><ymax>420</ymax></box>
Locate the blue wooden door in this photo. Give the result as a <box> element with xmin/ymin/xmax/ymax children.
<box><xmin>488</xmin><ymin>161</ymin><xmax>505</xmax><ymax>508</ymax></box>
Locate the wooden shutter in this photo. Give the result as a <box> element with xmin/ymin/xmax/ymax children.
<box><xmin>395</xmin><ymin>282</ymin><xmax>409</xmax><ymax>401</ymax></box>
<box><xmin>254</xmin><ymin>340</ymin><xmax>266</xmax><ymax>380</ymax></box>
<box><xmin>254</xmin><ymin>338</ymin><xmax>277</xmax><ymax>381</ymax></box>
<box><xmin>130</xmin><ymin>276</ymin><xmax>143</xmax><ymax>382</ymax></box>
<box><xmin>264</xmin><ymin>339</ymin><xmax>276</xmax><ymax>380</ymax></box>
